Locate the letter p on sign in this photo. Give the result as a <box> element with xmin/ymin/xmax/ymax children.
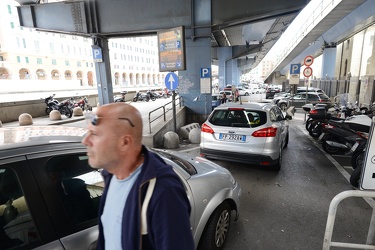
<box><xmin>201</xmin><ymin>68</ymin><xmax>211</xmax><ymax>78</ymax></box>
<box><xmin>290</xmin><ymin>64</ymin><xmax>301</xmax><ymax>74</ymax></box>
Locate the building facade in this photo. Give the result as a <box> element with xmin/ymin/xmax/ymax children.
<box><xmin>0</xmin><ymin>0</ymin><xmax>164</xmax><ymax>91</ymax></box>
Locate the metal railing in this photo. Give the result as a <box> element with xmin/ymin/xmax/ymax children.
<box><xmin>323</xmin><ymin>190</ymin><xmax>375</xmax><ymax>249</ymax></box>
<box><xmin>148</xmin><ymin>96</ymin><xmax>183</xmax><ymax>133</ymax></box>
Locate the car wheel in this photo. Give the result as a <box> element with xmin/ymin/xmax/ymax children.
<box><xmin>245</xmin><ymin>92</ymin><xmax>249</xmax><ymax>96</ymax></box>
<box><xmin>279</xmin><ymin>103</ymin><xmax>287</xmax><ymax>111</ymax></box>
<box><xmin>322</xmin><ymin>141</ymin><xmax>340</xmax><ymax>154</ymax></box>
<box><xmin>198</xmin><ymin>202</ymin><xmax>231</xmax><ymax>250</ymax></box>
<box><xmin>350</xmin><ymin>165</ymin><xmax>362</xmax><ymax>188</ymax></box>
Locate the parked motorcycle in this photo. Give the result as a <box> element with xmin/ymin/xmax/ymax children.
<box><xmin>132</xmin><ymin>91</ymin><xmax>149</xmax><ymax>102</ymax></box>
<box><xmin>72</xmin><ymin>96</ymin><xmax>92</xmax><ymax>111</ymax></box>
<box><xmin>319</xmin><ymin>115</ymin><xmax>371</xmax><ymax>155</ymax></box>
<box><xmin>114</xmin><ymin>91</ymin><xmax>127</xmax><ymax>102</ymax></box>
<box><xmin>44</xmin><ymin>94</ymin><xmax>73</xmax><ymax>118</ymax></box>
<box><xmin>147</xmin><ymin>90</ymin><xmax>157</xmax><ymax>101</ymax></box>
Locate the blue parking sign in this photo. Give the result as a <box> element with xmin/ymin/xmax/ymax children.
<box><xmin>290</xmin><ymin>64</ymin><xmax>301</xmax><ymax>74</ymax></box>
<box><xmin>200</xmin><ymin>68</ymin><xmax>211</xmax><ymax>78</ymax></box>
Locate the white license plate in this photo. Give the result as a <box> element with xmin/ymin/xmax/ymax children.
<box><xmin>219</xmin><ymin>133</ymin><xmax>246</xmax><ymax>142</ymax></box>
<box><xmin>350</xmin><ymin>142</ymin><xmax>359</xmax><ymax>153</ymax></box>
<box><xmin>318</xmin><ymin>132</ymin><xmax>325</xmax><ymax>141</ymax></box>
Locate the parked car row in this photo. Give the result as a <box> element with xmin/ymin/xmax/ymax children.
<box><xmin>272</xmin><ymin>88</ymin><xmax>332</xmax><ymax>111</ymax></box>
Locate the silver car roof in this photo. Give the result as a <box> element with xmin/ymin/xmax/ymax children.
<box><xmin>213</xmin><ymin>101</ymin><xmax>274</xmax><ymax>111</ymax></box>
<box><xmin>0</xmin><ymin>126</ymin><xmax>86</xmax><ymax>152</ymax></box>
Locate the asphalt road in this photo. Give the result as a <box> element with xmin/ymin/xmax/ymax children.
<box><xmin>172</xmin><ymin>111</ymin><xmax>374</xmax><ymax>250</ymax></box>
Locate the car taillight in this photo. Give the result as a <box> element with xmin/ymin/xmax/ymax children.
<box><xmin>252</xmin><ymin>127</ymin><xmax>277</xmax><ymax>137</ymax></box>
<box><xmin>201</xmin><ymin>123</ymin><xmax>214</xmax><ymax>134</ymax></box>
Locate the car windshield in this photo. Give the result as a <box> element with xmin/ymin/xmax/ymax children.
<box><xmin>209</xmin><ymin>109</ymin><xmax>267</xmax><ymax>128</ymax></box>
<box><xmin>318</xmin><ymin>94</ymin><xmax>330</xmax><ymax>100</ymax></box>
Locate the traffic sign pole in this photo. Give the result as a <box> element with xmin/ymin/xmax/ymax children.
<box><xmin>164</xmin><ymin>72</ymin><xmax>179</xmax><ymax>132</ymax></box>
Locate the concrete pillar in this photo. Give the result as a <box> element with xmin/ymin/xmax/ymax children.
<box><xmin>321</xmin><ymin>47</ymin><xmax>337</xmax><ymax>80</ymax></box>
<box><xmin>217</xmin><ymin>47</ymin><xmax>233</xmax><ymax>89</ymax></box>
<box><xmin>92</xmin><ymin>36</ymin><xmax>114</xmax><ymax>105</ymax></box>
<box><xmin>178</xmin><ymin>0</ymin><xmax>212</xmax><ymax>123</ymax></box>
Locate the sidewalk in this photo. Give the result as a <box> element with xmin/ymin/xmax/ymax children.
<box><xmin>1</xmin><ymin>114</ymin><xmax>86</xmax><ymax>128</ymax></box>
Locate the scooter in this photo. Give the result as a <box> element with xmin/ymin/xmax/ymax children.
<box><xmin>319</xmin><ymin>115</ymin><xmax>371</xmax><ymax>155</ymax></box>
<box><xmin>132</xmin><ymin>91</ymin><xmax>149</xmax><ymax>102</ymax></box>
<box><xmin>146</xmin><ymin>90</ymin><xmax>157</xmax><ymax>101</ymax></box>
<box><xmin>114</xmin><ymin>91</ymin><xmax>127</xmax><ymax>102</ymax></box>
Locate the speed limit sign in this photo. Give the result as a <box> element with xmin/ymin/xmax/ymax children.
<box><xmin>303</xmin><ymin>67</ymin><xmax>313</xmax><ymax>77</ymax></box>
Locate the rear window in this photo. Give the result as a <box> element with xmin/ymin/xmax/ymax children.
<box><xmin>318</xmin><ymin>94</ymin><xmax>330</xmax><ymax>100</ymax></box>
<box><xmin>209</xmin><ymin>109</ymin><xmax>267</xmax><ymax>128</ymax></box>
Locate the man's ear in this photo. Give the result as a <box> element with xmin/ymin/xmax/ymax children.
<box><xmin>119</xmin><ymin>134</ymin><xmax>132</xmax><ymax>150</ymax></box>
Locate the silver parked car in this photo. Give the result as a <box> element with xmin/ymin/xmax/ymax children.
<box><xmin>200</xmin><ymin>102</ymin><xmax>292</xmax><ymax>171</ymax></box>
<box><xmin>0</xmin><ymin>126</ymin><xmax>241</xmax><ymax>250</ymax></box>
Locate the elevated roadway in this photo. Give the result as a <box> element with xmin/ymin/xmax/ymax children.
<box><xmin>265</xmin><ymin>0</ymin><xmax>375</xmax><ymax>82</ymax></box>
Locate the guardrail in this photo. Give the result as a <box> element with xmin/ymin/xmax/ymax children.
<box><xmin>323</xmin><ymin>190</ymin><xmax>375</xmax><ymax>249</ymax></box>
<box><xmin>148</xmin><ymin>96</ymin><xmax>183</xmax><ymax>133</ymax></box>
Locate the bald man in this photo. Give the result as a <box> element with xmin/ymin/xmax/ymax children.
<box><xmin>82</xmin><ymin>103</ymin><xmax>194</xmax><ymax>250</ymax></box>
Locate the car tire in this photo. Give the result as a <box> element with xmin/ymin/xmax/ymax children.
<box><xmin>198</xmin><ymin>202</ymin><xmax>231</xmax><ymax>250</ymax></box>
<box><xmin>245</xmin><ymin>92</ymin><xmax>249</xmax><ymax>96</ymax></box>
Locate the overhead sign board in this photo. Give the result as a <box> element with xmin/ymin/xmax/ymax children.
<box><xmin>360</xmin><ymin>117</ymin><xmax>375</xmax><ymax>190</ymax></box>
<box><xmin>157</xmin><ymin>26</ymin><xmax>186</xmax><ymax>72</ymax></box>
<box><xmin>304</xmin><ymin>55</ymin><xmax>314</xmax><ymax>67</ymax></box>
<box><xmin>165</xmin><ymin>72</ymin><xmax>179</xmax><ymax>91</ymax></box>
<box><xmin>303</xmin><ymin>67</ymin><xmax>313</xmax><ymax>78</ymax></box>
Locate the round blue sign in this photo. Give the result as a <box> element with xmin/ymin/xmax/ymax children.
<box><xmin>165</xmin><ymin>72</ymin><xmax>179</xmax><ymax>91</ymax></box>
